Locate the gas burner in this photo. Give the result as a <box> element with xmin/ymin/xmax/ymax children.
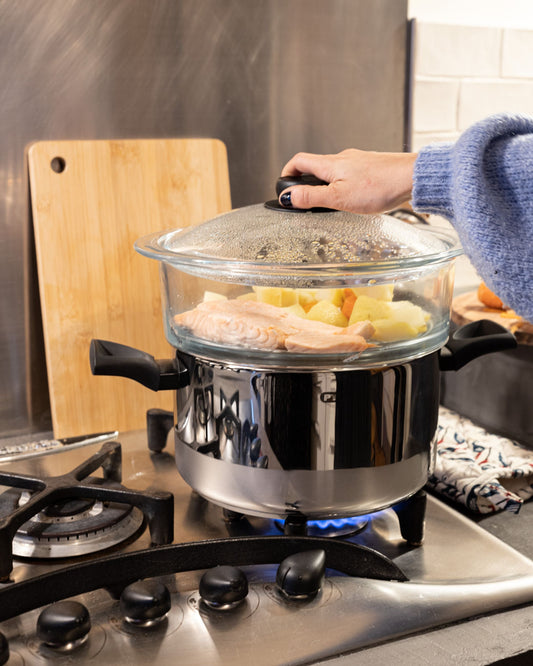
<box><xmin>0</xmin><ymin>441</ymin><xmax>174</xmax><ymax>578</ymax></box>
<box><xmin>223</xmin><ymin>491</ymin><xmax>427</xmax><ymax>544</ymax></box>
<box><xmin>274</xmin><ymin>514</ymin><xmax>369</xmax><ymax>538</ymax></box>
<box><xmin>2</xmin><ymin>479</ymin><xmax>144</xmax><ymax>558</ymax></box>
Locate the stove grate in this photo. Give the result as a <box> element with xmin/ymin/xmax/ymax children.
<box><xmin>0</xmin><ymin>442</ymin><xmax>174</xmax><ymax>579</ymax></box>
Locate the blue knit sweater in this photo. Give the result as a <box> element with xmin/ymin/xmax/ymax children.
<box><xmin>412</xmin><ymin>113</ymin><xmax>533</xmax><ymax>322</ymax></box>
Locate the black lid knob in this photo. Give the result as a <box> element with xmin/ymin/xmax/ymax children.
<box><xmin>119</xmin><ymin>580</ymin><xmax>171</xmax><ymax>625</ymax></box>
<box><xmin>36</xmin><ymin>600</ymin><xmax>91</xmax><ymax>647</ymax></box>
<box><xmin>0</xmin><ymin>632</ymin><xmax>9</xmax><ymax>665</ymax></box>
<box><xmin>199</xmin><ymin>565</ymin><xmax>248</xmax><ymax>609</ymax></box>
<box><xmin>265</xmin><ymin>175</ymin><xmax>334</xmax><ymax>212</ymax></box>
<box><xmin>275</xmin><ymin>174</ymin><xmax>328</xmax><ymax>196</ymax></box>
<box><xmin>276</xmin><ymin>549</ymin><xmax>326</xmax><ymax>599</ymax></box>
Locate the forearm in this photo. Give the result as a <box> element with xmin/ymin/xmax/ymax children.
<box><xmin>412</xmin><ymin>114</ymin><xmax>533</xmax><ymax>321</ymax></box>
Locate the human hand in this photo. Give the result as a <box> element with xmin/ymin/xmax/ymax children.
<box><xmin>279</xmin><ymin>149</ymin><xmax>417</xmax><ymax>214</ymax></box>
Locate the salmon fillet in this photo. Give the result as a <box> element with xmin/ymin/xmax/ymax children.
<box><xmin>340</xmin><ymin>320</ymin><xmax>376</xmax><ymax>339</ymax></box>
<box><xmin>174</xmin><ymin>299</ymin><xmax>297</xmax><ymax>351</ymax></box>
<box><xmin>173</xmin><ymin>299</ymin><xmax>374</xmax><ymax>353</ymax></box>
<box><xmin>284</xmin><ymin>331</ymin><xmax>372</xmax><ymax>353</ymax></box>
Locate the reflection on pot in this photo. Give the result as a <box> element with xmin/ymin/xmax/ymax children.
<box><xmin>173</xmin><ymin>351</ymin><xmax>439</xmax><ymax>518</ymax></box>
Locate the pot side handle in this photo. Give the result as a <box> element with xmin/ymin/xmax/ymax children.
<box><xmin>90</xmin><ymin>339</ymin><xmax>189</xmax><ymax>391</ymax></box>
<box><xmin>439</xmin><ymin>320</ymin><xmax>517</xmax><ymax>372</ymax></box>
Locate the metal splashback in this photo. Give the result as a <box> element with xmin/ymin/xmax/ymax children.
<box><xmin>0</xmin><ymin>0</ymin><xmax>408</xmax><ymax>437</ymax></box>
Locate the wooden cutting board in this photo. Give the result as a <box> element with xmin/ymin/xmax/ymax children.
<box><xmin>28</xmin><ymin>138</ymin><xmax>231</xmax><ymax>437</ymax></box>
<box><xmin>452</xmin><ymin>290</ymin><xmax>533</xmax><ymax>345</ymax></box>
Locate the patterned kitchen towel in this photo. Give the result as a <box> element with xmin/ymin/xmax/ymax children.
<box><xmin>427</xmin><ymin>406</ymin><xmax>533</xmax><ymax>514</ymax></box>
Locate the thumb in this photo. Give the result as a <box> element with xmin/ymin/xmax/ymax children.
<box><xmin>279</xmin><ymin>184</ymin><xmax>332</xmax><ymax>210</ymax></box>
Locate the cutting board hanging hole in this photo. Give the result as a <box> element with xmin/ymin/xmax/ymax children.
<box><xmin>50</xmin><ymin>157</ymin><xmax>66</xmax><ymax>173</ymax></box>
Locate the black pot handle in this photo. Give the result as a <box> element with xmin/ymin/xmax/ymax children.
<box><xmin>90</xmin><ymin>339</ymin><xmax>189</xmax><ymax>391</ymax></box>
<box><xmin>439</xmin><ymin>320</ymin><xmax>517</xmax><ymax>371</ymax></box>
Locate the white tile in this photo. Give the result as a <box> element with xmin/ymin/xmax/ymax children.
<box><xmin>412</xmin><ymin>77</ymin><xmax>459</xmax><ymax>132</ymax></box>
<box><xmin>411</xmin><ymin>131</ymin><xmax>461</xmax><ymax>152</ymax></box>
<box><xmin>502</xmin><ymin>29</ymin><xmax>533</xmax><ymax>78</ymax></box>
<box><xmin>408</xmin><ymin>0</ymin><xmax>533</xmax><ymax>30</ymax></box>
<box><xmin>415</xmin><ymin>23</ymin><xmax>501</xmax><ymax>77</ymax></box>
<box><xmin>458</xmin><ymin>80</ymin><xmax>533</xmax><ymax>128</ymax></box>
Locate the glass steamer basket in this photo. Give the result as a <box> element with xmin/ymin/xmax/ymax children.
<box><xmin>135</xmin><ymin>192</ymin><xmax>463</xmax><ymax>371</ymax></box>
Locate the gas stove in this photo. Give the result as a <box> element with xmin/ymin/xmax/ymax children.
<box><xmin>1</xmin><ymin>426</ymin><xmax>533</xmax><ymax>665</ymax></box>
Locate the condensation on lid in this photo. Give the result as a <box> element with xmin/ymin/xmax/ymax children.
<box><xmin>157</xmin><ymin>204</ymin><xmax>456</xmax><ymax>265</ymax></box>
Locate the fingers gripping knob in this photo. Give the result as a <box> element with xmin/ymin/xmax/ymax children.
<box><xmin>275</xmin><ymin>174</ymin><xmax>328</xmax><ymax>196</ymax></box>
<box><xmin>265</xmin><ymin>175</ymin><xmax>334</xmax><ymax>212</ymax></box>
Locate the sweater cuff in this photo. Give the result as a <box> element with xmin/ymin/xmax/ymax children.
<box><xmin>412</xmin><ymin>143</ymin><xmax>454</xmax><ymax>219</ymax></box>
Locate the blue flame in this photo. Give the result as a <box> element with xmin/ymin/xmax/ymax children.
<box><xmin>308</xmin><ymin>516</ymin><xmax>366</xmax><ymax>530</ymax></box>
<box><xmin>274</xmin><ymin>514</ymin><xmax>369</xmax><ymax>535</ymax></box>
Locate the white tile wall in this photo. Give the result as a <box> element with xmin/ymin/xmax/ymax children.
<box><xmin>502</xmin><ymin>29</ymin><xmax>533</xmax><ymax>77</ymax></box>
<box><xmin>412</xmin><ymin>77</ymin><xmax>459</xmax><ymax>132</ymax></box>
<box><xmin>415</xmin><ymin>24</ymin><xmax>501</xmax><ymax>77</ymax></box>
<box><xmin>411</xmin><ymin>22</ymin><xmax>533</xmax><ymax>146</ymax></box>
<box><xmin>458</xmin><ymin>79</ymin><xmax>533</xmax><ymax>128</ymax></box>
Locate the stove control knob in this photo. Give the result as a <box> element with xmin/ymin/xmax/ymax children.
<box><xmin>120</xmin><ymin>580</ymin><xmax>171</xmax><ymax>626</ymax></box>
<box><xmin>276</xmin><ymin>549</ymin><xmax>326</xmax><ymax>599</ymax></box>
<box><xmin>0</xmin><ymin>631</ymin><xmax>9</xmax><ymax>665</ymax></box>
<box><xmin>36</xmin><ymin>600</ymin><xmax>91</xmax><ymax>648</ymax></box>
<box><xmin>199</xmin><ymin>565</ymin><xmax>248</xmax><ymax>610</ymax></box>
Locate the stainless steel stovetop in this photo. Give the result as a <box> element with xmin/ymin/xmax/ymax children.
<box><xmin>1</xmin><ymin>430</ymin><xmax>533</xmax><ymax>665</ymax></box>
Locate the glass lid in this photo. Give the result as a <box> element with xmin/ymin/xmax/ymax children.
<box><xmin>135</xmin><ymin>202</ymin><xmax>462</xmax><ymax>284</ymax></box>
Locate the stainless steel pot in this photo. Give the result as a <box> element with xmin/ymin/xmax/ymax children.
<box><xmin>172</xmin><ymin>351</ymin><xmax>439</xmax><ymax>518</ymax></box>
<box><xmin>90</xmin><ymin>321</ymin><xmax>516</xmax><ymax>519</ymax></box>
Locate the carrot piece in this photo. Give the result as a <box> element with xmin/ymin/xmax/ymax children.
<box><xmin>341</xmin><ymin>289</ymin><xmax>357</xmax><ymax>319</ymax></box>
<box><xmin>477</xmin><ymin>282</ymin><xmax>504</xmax><ymax>310</ymax></box>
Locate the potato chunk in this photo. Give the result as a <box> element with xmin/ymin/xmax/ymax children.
<box><xmin>253</xmin><ymin>286</ymin><xmax>283</xmax><ymax>306</ymax></box>
<box><xmin>349</xmin><ymin>295</ymin><xmax>392</xmax><ymax>325</ymax></box>
<box><xmin>372</xmin><ymin>319</ymin><xmax>420</xmax><ymax>341</ymax></box>
<box><xmin>282</xmin><ymin>303</ymin><xmax>307</xmax><ymax>318</ymax></box>
<box><xmin>307</xmin><ymin>300</ymin><xmax>348</xmax><ymax>327</ymax></box>
<box><xmin>349</xmin><ymin>295</ymin><xmax>428</xmax><ymax>341</ymax></box>
<box><xmin>350</xmin><ymin>284</ymin><xmax>394</xmax><ymax>301</ymax></box>
<box><xmin>388</xmin><ymin>300</ymin><xmax>427</xmax><ymax>331</ymax></box>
